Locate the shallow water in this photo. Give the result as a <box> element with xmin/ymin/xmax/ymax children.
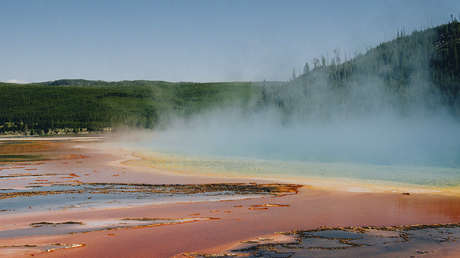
<box><xmin>133</xmin><ymin>151</ymin><xmax>460</xmax><ymax>189</ymax></box>
<box><xmin>0</xmin><ymin>217</ymin><xmax>211</xmax><ymax>238</ymax></box>
<box><xmin>0</xmin><ymin>184</ymin><xmax>267</xmax><ymax>213</ymax></box>
<box><xmin>121</xmin><ymin>112</ymin><xmax>460</xmax><ymax>190</ymax></box>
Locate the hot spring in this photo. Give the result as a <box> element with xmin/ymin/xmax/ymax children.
<box><xmin>117</xmin><ymin>109</ymin><xmax>460</xmax><ymax>192</ymax></box>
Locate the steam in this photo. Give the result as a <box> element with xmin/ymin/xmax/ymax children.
<box><xmin>133</xmin><ymin>106</ymin><xmax>460</xmax><ymax>168</ymax></box>
<box><xmin>131</xmin><ymin>72</ymin><xmax>460</xmax><ymax>168</ymax></box>
<box><xmin>122</xmin><ymin>35</ymin><xmax>460</xmax><ymax>170</ymax></box>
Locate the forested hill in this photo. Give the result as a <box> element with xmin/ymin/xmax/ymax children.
<box><xmin>2</xmin><ymin>21</ymin><xmax>460</xmax><ymax>135</ymax></box>
<box><xmin>0</xmin><ymin>80</ymin><xmax>256</xmax><ymax>135</ymax></box>
<box><xmin>303</xmin><ymin>20</ymin><xmax>460</xmax><ymax>93</ymax></box>
<box><xmin>260</xmin><ymin>20</ymin><xmax>460</xmax><ymax>118</ymax></box>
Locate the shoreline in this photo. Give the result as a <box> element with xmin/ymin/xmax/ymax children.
<box><xmin>116</xmin><ymin>148</ymin><xmax>460</xmax><ymax>197</ymax></box>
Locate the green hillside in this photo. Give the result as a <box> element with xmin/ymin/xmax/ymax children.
<box><xmin>0</xmin><ymin>80</ymin><xmax>256</xmax><ymax>135</ymax></box>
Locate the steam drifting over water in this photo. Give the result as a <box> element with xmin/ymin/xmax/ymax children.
<box><xmin>122</xmin><ymin>84</ymin><xmax>460</xmax><ymax>188</ymax></box>
<box><xmin>123</xmin><ymin>35</ymin><xmax>460</xmax><ymax>187</ymax></box>
<box><xmin>136</xmin><ymin>72</ymin><xmax>460</xmax><ymax>169</ymax></box>
<box><xmin>136</xmin><ymin>112</ymin><xmax>460</xmax><ymax>168</ymax></box>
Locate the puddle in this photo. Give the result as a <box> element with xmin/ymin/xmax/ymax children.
<box><xmin>0</xmin><ymin>217</ymin><xmax>216</xmax><ymax>238</ymax></box>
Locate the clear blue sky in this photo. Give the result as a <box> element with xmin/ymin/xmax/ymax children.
<box><xmin>1</xmin><ymin>0</ymin><xmax>459</xmax><ymax>83</ymax></box>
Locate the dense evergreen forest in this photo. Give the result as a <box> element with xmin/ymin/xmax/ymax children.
<box><xmin>1</xmin><ymin>20</ymin><xmax>460</xmax><ymax>135</ymax></box>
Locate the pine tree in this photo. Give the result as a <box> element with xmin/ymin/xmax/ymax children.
<box><xmin>303</xmin><ymin>62</ymin><xmax>310</xmax><ymax>74</ymax></box>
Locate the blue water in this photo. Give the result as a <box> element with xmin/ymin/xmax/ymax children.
<box><xmin>121</xmin><ymin>115</ymin><xmax>460</xmax><ymax>188</ymax></box>
<box><xmin>0</xmin><ymin>184</ymin><xmax>265</xmax><ymax>213</ymax></box>
<box><xmin>132</xmin><ymin>151</ymin><xmax>460</xmax><ymax>188</ymax></box>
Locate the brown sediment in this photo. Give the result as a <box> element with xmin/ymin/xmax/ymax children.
<box><xmin>0</xmin><ymin>141</ymin><xmax>65</xmax><ymax>163</ymax></box>
<box><xmin>0</xmin><ymin>142</ymin><xmax>51</xmax><ymax>154</ymax></box>
<box><xmin>0</xmin><ymin>190</ymin><xmax>84</xmax><ymax>199</ymax></box>
<box><xmin>0</xmin><ymin>182</ymin><xmax>301</xmax><ymax>200</ymax></box>
<box><xmin>248</xmin><ymin>207</ymin><xmax>268</xmax><ymax>210</ymax></box>
<box><xmin>265</xmin><ymin>203</ymin><xmax>290</xmax><ymax>207</ymax></box>
<box><xmin>30</xmin><ymin>221</ymin><xmax>84</xmax><ymax>227</ymax></box>
<box><xmin>85</xmin><ymin>182</ymin><xmax>301</xmax><ymax>194</ymax></box>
